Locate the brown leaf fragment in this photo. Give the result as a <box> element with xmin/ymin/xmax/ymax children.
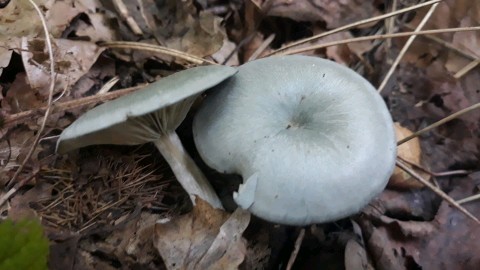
<box><xmin>345</xmin><ymin>221</ymin><xmax>374</xmax><ymax>270</ymax></box>
<box><xmin>132</xmin><ymin>0</ymin><xmax>225</xmax><ymax>57</ymax></box>
<box><xmin>0</xmin><ymin>47</ymin><xmax>13</xmax><ymax>77</ymax></box>
<box><xmin>154</xmin><ymin>198</ymin><xmax>251</xmax><ymax>270</ymax></box>
<box><xmin>211</xmin><ymin>39</ymin><xmax>239</xmax><ymax>66</ymax></box>
<box><xmin>74</xmin><ymin>13</ymin><xmax>118</xmax><ymax>42</ymax></box>
<box><xmin>0</xmin><ymin>0</ymin><xmax>42</xmax><ymax>41</ymax></box>
<box><xmin>48</xmin><ymin>236</ymin><xmax>80</xmax><ymax>270</ymax></box>
<box><xmin>252</xmin><ymin>0</ymin><xmax>379</xmax><ymax>28</ymax></box>
<box><xmin>0</xmin><ymin>127</ymin><xmax>44</xmax><ymax>186</ymax></box>
<box><xmin>197</xmin><ymin>208</ymin><xmax>250</xmax><ymax>269</ymax></box>
<box><xmin>8</xmin><ymin>182</ymin><xmax>53</xmax><ymax>221</ymax></box>
<box><xmin>21</xmin><ymin>38</ymin><xmax>104</xmax><ymax>98</ymax></box>
<box><xmin>389</xmin><ymin>123</ymin><xmax>430</xmax><ymax>189</ymax></box>
<box><xmin>362</xmin><ymin>175</ymin><xmax>480</xmax><ymax>270</ymax></box>
<box><xmin>345</xmin><ymin>239</ymin><xmax>373</xmax><ymax>270</ymax></box>
<box><xmin>3</xmin><ymin>73</ymin><xmax>42</xmax><ymax>114</ymax></box>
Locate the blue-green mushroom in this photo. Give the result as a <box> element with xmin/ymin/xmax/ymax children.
<box><xmin>193</xmin><ymin>56</ymin><xmax>396</xmax><ymax>225</ymax></box>
<box><xmin>57</xmin><ymin>65</ymin><xmax>237</xmax><ymax>209</ymax></box>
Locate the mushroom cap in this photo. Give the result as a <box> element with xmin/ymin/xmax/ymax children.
<box><xmin>193</xmin><ymin>55</ymin><xmax>396</xmax><ymax>225</ymax></box>
<box><xmin>57</xmin><ymin>65</ymin><xmax>237</xmax><ymax>153</ymax></box>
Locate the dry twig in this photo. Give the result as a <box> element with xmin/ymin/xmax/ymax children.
<box><xmin>1</xmin><ymin>0</ymin><xmax>56</xmax><ymax>206</ymax></box>
<box><xmin>267</xmin><ymin>0</ymin><xmax>441</xmax><ymax>56</ymax></box>
<box><xmin>397</xmin><ymin>102</ymin><xmax>480</xmax><ymax>145</ymax></box>
<box><xmin>102</xmin><ymin>41</ymin><xmax>217</xmax><ymax>65</ymax></box>
<box><xmin>377</xmin><ymin>2</ymin><xmax>440</xmax><ymax>92</ymax></box>
<box><xmin>396</xmin><ymin>160</ymin><xmax>479</xmax><ymax>224</ymax></box>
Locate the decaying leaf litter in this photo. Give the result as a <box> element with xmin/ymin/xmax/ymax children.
<box><xmin>0</xmin><ymin>0</ymin><xmax>479</xmax><ymax>269</ymax></box>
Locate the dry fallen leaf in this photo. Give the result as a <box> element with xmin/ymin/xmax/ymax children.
<box><xmin>344</xmin><ymin>220</ymin><xmax>374</xmax><ymax>270</ymax></box>
<box><xmin>8</xmin><ymin>182</ymin><xmax>53</xmax><ymax>221</ymax></box>
<box><xmin>388</xmin><ymin>123</ymin><xmax>430</xmax><ymax>189</ymax></box>
<box><xmin>251</xmin><ymin>0</ymin><xmax>379</xmax><ymax>28</ymax></box>
<box><xmin>0</xmin><ymin>0</ymin><xmax>42</xmax><ymax>42</ymax></box>
<box><xmin>154</xmin><ymin>199</ymin><xmax>250</xmax><ymax>270</ymax></box>
<box><xmin>20</xmin><ymin>38</ymin><xmax>104</xmax><ymax>97</ymax></box>
<box><xmin>116</xmin><ymin>0</ymin><xmax>225</xmax><ymax>63</ymax></box>
<box><xmin>362</xmin><ymin>174</ymin><xmax>480</xmax><ymax>270</ymax></box>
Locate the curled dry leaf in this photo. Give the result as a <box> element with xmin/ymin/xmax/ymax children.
<box><xmin>388</xmin><ymin>123</ymin><xmax>430</xmax><ymax>189</ymax></box>
<box><xmin>362</xmin><ymin>174</ymin><xmax>480</xmax><ymax>270</ymax></box>
<box><xmin>154</xmin><ymin>198</ymin><xmax>250</xmax><ymax>270</ymax></box>
<box><xmin>0</xmin><ymin>127</ymin><xmax>44</xmax><ymax>186</ymax></box>
<box><xmin>2</xmin><ymin>73</ymin><xmax>43</xmax><ymax>114</ymax></box>
<box><xmin>0</xmin><ymin>0</ymin><xmax>42</xmax><ymax>42</ymax></box>
<box><xmin>45</xmin><ymin>0</ymin><xmax>107</xmax><ymax>38</ymax></box>
<box><xmin>344</xmin><ymin>220</ymin><xmax>374</xmax><ymax>270</ymax></box>
<box><xmin>20</xmin><ymin>38</ymin><xmax>104</xmax><ymax>97</ymax></box>
<box><xmin>0</xmin><ymin>47</ymin><xmax>12</xmax><ymax>77</ymax></box>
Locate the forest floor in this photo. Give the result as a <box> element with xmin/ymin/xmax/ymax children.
<box><xmin>1</xmin><ymin>0</ymin><xmax>479</xmax><ymax>269</ymax></box>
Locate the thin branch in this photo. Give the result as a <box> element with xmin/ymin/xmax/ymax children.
<box><xmin>101</xmin><ymin>41</ymin><xmax>217</xmax><ymax>65</ymax></box>
<box><xmin>3</xmin><ymin>85</ymin><xmax>144</xmax><ymax>129</ymax></box>
<box><xmin>278</xmin><ymin>26</ymin><xmax>480</xmax><ymax>56</ymax></box>
<box><xmin>266</xmin><ymin>0</ymin><xmax>442</xmax><ymax>56</ymax></box>
<box><xmin>396</xmin><ymin>160</ymin><xmax>479</xmax><ymax>224</ymax></box>
<box><xmin>457</xmin><ymin>194</ymin><xmax>480</xmax><ymax>205</ymax></box>
<box><xmin>286</xmin><ymin>228</ymin><xmax>306</xmax><ymax>270</ymax></box>
<box><xmin>3</xmin><ymin>0</ymin><xmax>56</xmax><ymax>196</ymax></box>
<box><xmin>397</xmin><ymin>156</ymin><xmax>469</xmax><ymax>177</ymax></box>
<box><xmin>397</xmin><ymin>102</ymin><xmax>480</xmax><ymax>145</ymax></box>
<box><xmin>403</xmin><ymin>24</ymin><xmax>478</xmax><ymax>61</ymax></box>
<box><xmin>378</xmin><ymin>2</ymin><xmax>440</xmax><ymax>93</ymax></box>
<box><xmin>248</xmin><ymin>34</ymin><xmax>275</xmax><ymax>62</ymax></box>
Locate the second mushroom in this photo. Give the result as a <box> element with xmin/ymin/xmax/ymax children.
<box><xmin>57</xmin><ymin>65</ymin><xmax>237</xmax><ymax>209</ymax></box>
<box><xmin>193</xmin><ymin>56</ymin><xmax>397</xmax><ymax>225</ymax></box>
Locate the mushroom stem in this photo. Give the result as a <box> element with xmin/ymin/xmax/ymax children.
<box><xmin>154</xmin><ymin>132</ymin><xmax>223</xmax><ymax>209</ymax></box>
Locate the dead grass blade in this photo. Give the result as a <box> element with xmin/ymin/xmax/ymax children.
<box><xmin>3</xmin><ymin>85</ymin><xmax>144</xmax><ymax>129</ymax></box>
<box><xmin>277</xmin><ymin>26</ymin><xmax>480</xmax><ymax>56</ymax></box>
<box><xmin>266</xmin><ymin>0</ymin><xmax>442</xmax><ymax>56</ymax></box>
<box><xmin>377</xmin><ymin>2</ymin><xmax>440</xmax><ymax>93</ymax></box>
<box><xmin>102</xmin><ymin>41</ymin><xmax>217</xmax><ymax>65</ymax></box>
<box><xmin>396</xmin><ymin>160</ymin><xmax>480</xmax><ymax>224</ymax></box>
<box><xmin>2</xmin><ymin>0</ymin><xmax>56</xmax><ymax>205</ymax></box>
<box><xmin>397</xmin><ymin>102</ymin><xmax>480</xmax><ymax>145</ymax></box>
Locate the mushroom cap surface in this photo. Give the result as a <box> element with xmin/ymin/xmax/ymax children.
<box><xmin>193</xmin><ymin>56</ymin><xmax>396</xmax><ymax>225</ymax></box>
<box><xmin>57</xmin><ymin>65</ymin><xmax>237</xmax><ymax>153</ymax></box>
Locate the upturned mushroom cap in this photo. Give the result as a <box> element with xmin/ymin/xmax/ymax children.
<box><xmin>56</xmin><ymin>65</ymin><xmax>237</xmax><ymax>153</ymax></box>
<box><xmin>193</xmin><ymin>55</ymin><xmax>396</xmax><ymax>225</ymax></box>
<box><xmin>56</xmin><ymin>65</ymin><xmax>236</xmax><ymax>209</ymax></box>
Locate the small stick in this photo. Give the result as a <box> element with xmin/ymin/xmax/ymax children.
<box><xmin>3</xmin><ymin>85</ymin><xmax>144</xmax><ymax>129</ymax></box>
<box><xmin>457</xmin><ymin>194</ymin><xmax>480</xmax><ymax>205</ymax></box>
<box><xmin>101</xmin><ymin>41</ymin><xmax>216</xmax><ymax>65</ymax></box>
<box><xmin>454</xmin><ymin>59</ymin><xmax>480</xmax><ymax>79</ymax></box>
<box><xmin>377</xmin><ymin>2</ymin><xmax>440</xmax><ymax>93</ymax></box>
<box><xmin>279</xmin><ymin>26</ymin><xmax>480</xmax><ymax>56</ymax></box>
<box><xmin>267</xmin><ymin>0</ymin><xmax>441</xmax><ymax>56</ymax></box>
<box><xmin>5</xmin><ymin>0</ymin><xmax>56</xmax><ymax>192</ymax></box>
<box><xmin>397</xmin><ymin>102</ymin><xmax>480</xmax><ymax>145</ymax></box>
<box><xmin>403</xmin><ymin>24</ymin><xmax>478</xmax><ymax>61</ymax></box>
<box><xmin>286</xmin><ymin>228</ymin><xmax>306</xmax><ymax>270</ymax></box>
<box><xmin>397</xmin><ymin>156</ymin><xmax>470</xmax><ymax>177</ymax></box>
<box><xmin>396</xmin><ymin>160</ymin><xmax>480</xmax><ymax>224</ymax></box>
<box><xmin>112</xmin><ymin>0</ymin><xmax>143</xmax><ymax>35</ymax></box>
<box><xmin>248</xmin><ymin>34</ymin><xmax>275</xmax><ymax>62</ymax></box>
